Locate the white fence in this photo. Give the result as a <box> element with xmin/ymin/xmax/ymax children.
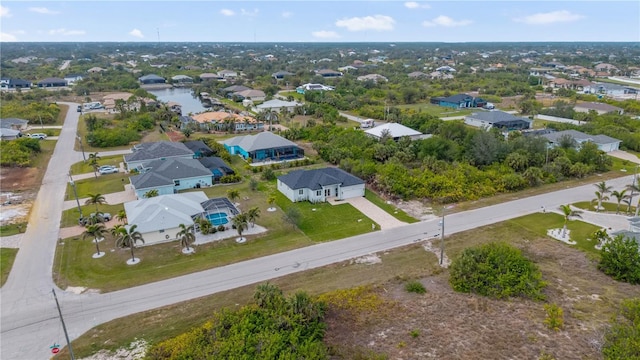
<box><xmin>534</xmin><ymin>114</ymin><xmax>583</xmax><ymax>126</ymax></box>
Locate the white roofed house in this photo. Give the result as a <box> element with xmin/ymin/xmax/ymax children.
<box><xmin>356</xmin><ymin>74</ymin><xmax>388</xmax><ymax>83</ymax></box>
<box><xmin>540</xmin><ymin>129</ymin><xmax>621</xmax><ymax>153</ymax></box>
<box><xmin>171</xmin><ymin>75</ymin><xmax>194</xmax><ymax>84</ymax></box>
<box><xmin>256</xmin><ymin>99</ymin><xmax>302</xmax><ymax>113</ymax></box>
<box><xmin>364</xmin><ymin>123</ymin><xmax>427</xmax><ymax>141</ymax></box>
<box><xmin>64</xmin><ymin>74</ymin><xmax>84</xmax><ymax>85</ymax></box>
<box><xmin>218</xmin><ymin>69</ymin><xmax>238</xmax><ymax>79</ymax></box>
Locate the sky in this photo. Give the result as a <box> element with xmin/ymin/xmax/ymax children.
<box><xmin>1</xmin><ymin>1</ymin><xmax>639</xmax><ymax>43</ymax></box>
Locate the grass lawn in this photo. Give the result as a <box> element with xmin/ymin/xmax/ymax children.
<box><xmin>60</xmin><ymin>203</ymin><xmax>125</xmax><ymax>228</ymax></box>
<box><xmin>396</xmin><ymin>103</ymin><xmax>475</xmax><ymax>117</ymax></box>
<box><xmin>24</xmin><ymin>128</ymin><xmax>61</xmax><ymax>137</ymax></box>
<box><xmin>572</xmin><ymin>201</ymin><xmax>636</xmax><ymax>215</ymax></box>
<box><xmin>65</xmin><ymin>173</ymin><xmax>129</xmax><ymax>199</ymax></box>
<box><xmin>365</xmin><ymin>189</ymin><xmax>418</xmax><ymax>223</ymax></box>
<box><xmin>0</xmin><ymin>248</ymin><xmax>18</xmax><ymax>287</ymax></box>
<box><xmin>0</xmin><ymin>222</ymin><xmax>27</xmax><ymax>237</ymax></box>
<box><xmin>69</xmin><ymin>155</ymin><xmax>125</xmax><ymax>175</ymax></box>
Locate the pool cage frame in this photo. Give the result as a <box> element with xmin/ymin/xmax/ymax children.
<box><xmin>193</xmin><ymin>197</ymin><xmax>240</xmax><ymax>232</ymax></box>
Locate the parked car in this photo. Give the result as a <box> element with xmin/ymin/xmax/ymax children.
<box><xmin>29</xmin><ymin>133</ymin><xmax>47</xmax><ymax>140</ymax></box>
<box><xmin>77</xmin><ymin>105</ymin><xmax>82</xmax><ymax>112</ymax></box>
<box><xmin>98</xmin><ymin>166</ymin><xmax>118</xmax><ymax>175</ymax></box>
<box><xmin>78</xmin><ymin>212</ymin><xmax>112</xmax><ymax>226</ymax></box>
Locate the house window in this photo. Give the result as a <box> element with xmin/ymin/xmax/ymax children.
<box><xmin>299</xmin><ymin>189</ymin><xmax>304</xmax><ymax>195</ymax></box>
<box><xmin>174</xmin><ymin>180</ymin><xmax>180</xmax><ymax>186</ymax></box>
<box><xmin>159</xmin><ymin>229</ymin><xmax>165</xmax><ymax>233</ymax></box>
<box><xmin>316</xmin><ymin>190</ymin><xmax>321</xmax><ymax>196</ymax></box>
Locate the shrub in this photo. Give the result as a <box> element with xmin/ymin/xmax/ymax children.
<box><xmin>603</xmin><ymin>298</ymin><xmax>640</xmax><ymax>359</ymax></box>
<box><xmin>543</xmin><ymin>303</ymin><xmax>564</xmax><ymax>331</ymax></box>
<box><xmin>217</xmin><ymin>225</ymin><xmax>225</xmax><ymax>232</ymax></box>
<box><xmin>449</xmin><ymin>242</ymin><xmax>546</xmax><ymax>300</ymax></box>
<box><xmin>262</xmin><ymin>168</ymin><xmax>276</xmax><ymax>181</ymax></box>
<box><xmin>410</xmin><ymin>330</ymin><xmax>420</xmax><ymax>338</ymax></box>
<box><xmin>404</xmin><ymin>281</ymin><xmax>426</xmax><ymax>294</ymax></box>
<box><xmin>598</xmin><ymin>235</ymin><xmax>640</xmax><ymax>284</ymax></box>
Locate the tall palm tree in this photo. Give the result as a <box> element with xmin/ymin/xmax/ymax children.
<box><xmin>594</xmin><ymin>181</ymin><xmax>613</xmax><ymax>211</ymax></box>
<box><xmin>177</xmin><ymin>223</ymin><xmax>196</xmax><ymax>253</ymax></box>
<box><xmin>246</xmin><ymin>207</ymin><xmax>261</xmax><ymax>228</ymax></box>
<box><xmin>85</xmin><ymin>193</ymin><xmax>107</xmax><ymax>213</ymax></box>
<box><xmin>88</xmin><ymin>152</ymin><xmax>101</xmax><ymax>179</ymax></box>
<box><xmin>115</xmin><ymin>224</ymin><xmax>145</xmax><ymax>264</ymax></box>
<box><xmin>626</xmin><ymin>179</ymin><xmax>640</xmax><ymax>215</ymax></box>
<box><xmin>116</xmin><ymin>209</ymin><xmax>127</xmax><ymax>224</ymax></box>
<box><xmin>267</xmin><ymin>194</ymin><xmax>276</xmax><ymax>210</ymax></box>
<box><xmin>144</xmin><ymin>189</ymin><xmax>159</xmax><ymax>198</ymax></box>
<box><xmin>592</xmin><ymin>191</ymin><xmax>610</xmax><ymax>212</ymax></box>
<box><xmin>611</xmin><ymin>189</ymin><xmax>629</xmax><ymax>214</ymax></box>
<box><xmin>227</xmin><ymin>189</ymin><xmax>240</xmax><ymax>204</ymax></box>
<box><xmin>559</xmin><ymin>204</ymin><xmax>582</xmax><ymax>238</ymax></box>
<box><xmin>232</xmin><ymin>213</ymin><xmax>249</xmax><ymax>241</ymax></box>
<box><xmin>82</xmin><ymin>223</ymin><xmax>107</xmax><ymax>258</ymax></box>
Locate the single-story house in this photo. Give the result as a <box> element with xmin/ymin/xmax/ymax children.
<box><xmin>218</xmin><ymin>69</ymin><xmax>238</xmax><ymax>79</ymax></box>
<box><xmin>124</xmin><ymin>141</ymin><xmax>195</xmax><ymax>171</ymax></box>
<box><xmin>37</xmin><ymin>77</ymin><xmax>67</xmax><ymax>88</ymax></box>
<box><xmin>171</xmin><ymin>75</ymin><xmax>194</xmax><ymax>84</ymax></box>
<box><xmin>222</xmin><ymin>131</ymin><xmax>304</xmax><ymax>163</ymax></box>
<box><xmin>138</xmin><ymin>74</ymin><xmax>166</xmax><ymax>85</ymax></box>
<box><xmin>223</xmin><ymin>85</ymin><xmax>251</xmax><ymax>95</ymax></box>
<box><xmin>87</xmin><ymin>67</ymin><xmax>106</xmax><ymax>73</ymax></box>
<box><xmin>191</xmin><ymin>111</ymin><xmax>263</xmax><ymax>132</ymax></box>
<box><xmin>0</xmin><ymin>128</ymin><xmax>22</xmax><ymax>140</ymax></box>
<box><xmin>198</xmin><ymin>157</ymin><xmax>235</xmax><ymax>181</ymax></box>
<box><xmin>199</xmin><ymin>73</ymin><xmax>221</xmax><ymax>81</ymax></box>
<box><xmin>129</xmin><ymin>157</ymin><xmax>213</xmax><ymax>199</ymax></box>
<box><xmin>357</xmin><ymin>74</ymin><xmax>388</xmax><ymax>83</ymax></box>
<box><xmin>315</xmin><ymin>69</ymin><xmax>343</xmax><ymax>78</ymax></box>
<box><xmin>464</xmin><ymin>111</ymin><xmax>532</xmax><ymax>131</ymax></box>
<box><xmin>123</xmin><ymin>191</ymin><xmax>208</xmax><ymax>245</ymax></box>
<box><xmin>183</xmin><ymin>140</ymin><xmax>213</xmax><ymax>158</ymax></box>
<box><xmin>272</xmin><ymin>71</ymin><xmax>294</xmax><ymax>80</ymax></box>
<box><xmin>540</xmin><ymin>129</ymin><xmax>621</xmax><ymax>153</ymax></box>
<box><xmin>364</xmin><ymin>123</ymin><xmax>426</xmax><ymax>141</ymax></box>
<box><xmin>277</xmin><ymin>167</ymin><xmax>365</xmax><ymax>203</ymax></box>
<box><xmin>431</xmin><ymin>93</ymin><xmax>485</xmax><ymax>109</ymax></box>
<box><xmin>574</xmin><ymin>102</ymin><xmax>624</xmax><ymax>115</ymax></box>
<box><xmin>178</xmin><ymin>115</ymin><xmax>196</xmax><ymax>130</ymax></box>
<box><xmin>64</xmin><ymin>74</ymin><xmax>84</xmax><ymax>85</ymax></box>
<box><xmin>583</xmin><ymin>83</ymin><xmax>638</xmax><ymax>97</ymax></box>
<box><xmin>0</xmin><ymin>118</ymin><xmax>29</xmax><ymax>130</ymax></box>
<box><xmin>234</xmin><ymin>89</ymin><xmax>266</xmax><ymax>102</ymax></box>
<box><xmin>256</xmin><ymin>99</ymin><xmax>302</xmax><ymax>113</ymax></box>
<box><xmin>0</xmin><ymin>78</ymin><xmax>32</xmax><ymax>90</ymax></box>
<box><xmin>407</xmin><ymin>71</ymin><xmax>427</xmax><ymax>79</ymax></box>
<box><xmin>296</xmin><ymin>83</ymin><xmax>335</xmax><ymax>94</ymax></box>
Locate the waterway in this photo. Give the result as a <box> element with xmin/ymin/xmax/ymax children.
<box><xmin>147</xmin><ymin>87</ymin><xmax>208</xmax><ymax>115</ymax></box>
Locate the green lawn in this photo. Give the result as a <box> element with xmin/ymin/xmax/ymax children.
<box><xmin>0</xmin><ymin>248</ymin><xmax>18</xmax><ymax>287</ymax></box>
<box><xmin>364</xmin><ymin>189</ymin><xmax>418</xmax><ymax>223</ymax></box>
<box><xmin>508</xmin><ymin>212</ymin><xmax>602</xmax><ymax>257</ymax></box>
<box><xmin>0</xmin><ymin>222</ymin><xmax>27</xmax><ymax>237</ymax></box>
<box><xmin>24</xmin><ymin>128</ymin><xmax>61</xmax><ymax>137</ymax></box>
<box><xmin>395</xmin><ymin>103</ymin><xmax>475</xmax><ymax>117</ymax></box>
<box><xmin>65</xmin><ymin>173</ymin><xmax>129</xmax><ymax>199</ymax></box>
<box><xmin>572</xmin><ymin>201</ymin><xmax>636</xmax><ymax>215</ymax></box>
<box><xmin>60</xmin><ymin>203</ymin><xmax>125</xmax><ymax>228</ymax></box>
<box><xmin>70</xmin><ymin>155</ymin><xmax>124</xmax><ymax>175</ymax></box>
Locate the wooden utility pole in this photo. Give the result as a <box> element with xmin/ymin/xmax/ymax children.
<box><xmin>52</xmin><ymin>288</ymin><xmax>75</xmax><ymax>360</ymax></box>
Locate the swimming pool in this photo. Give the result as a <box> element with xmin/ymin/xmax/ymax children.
<box><xmin>207</xmin><ymin>212</ymin><xmax>229</xmax><ymax>226</ymax></box>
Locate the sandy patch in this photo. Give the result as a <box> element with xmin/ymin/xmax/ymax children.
<box><xmin>422</xmin><ymin>239</ymin><xmax>450</xmax><ymax>268</ymax></box>
<box><xmin>390</xmin><ymin>199</ymin><xmax>438</xmax><ymax>221</ymax></box>
<box><xmin>66</xmin><ymin>286</ymin><xmax>87</xmax><ymax>294</ymax></box>
<box><xmin>79</xmin><ymin>339</ymin><xmax>148</xmax><ymax>360</ymax></box>
<box><xmin>352</xmin><ymin>254</ymin><xmax>382</xmax><ymax>265</ymax></box>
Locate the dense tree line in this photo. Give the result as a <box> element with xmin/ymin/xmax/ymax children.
<box><xmin>84</xmin><ymin>112</ymin><xmax>155</xmax><ymax>148</ymax></box>
<box><xmin>0</xmin><ymin>137</ymin><xmax>41</xmax><ymax>167</ymax></box>
<box><xmin>0</xmin><ymin>99</ymin><xmax>61</xmax><ymax>124</ymax></box>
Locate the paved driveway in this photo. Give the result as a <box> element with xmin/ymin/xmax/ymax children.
<box><xmin>342</xmin><ymin>196</ymin><xmax>406</xmax><ymax>229</ymax></box>
<box><xmin>608</xmin><ymin>150</ymin><xmax>640</xmax><ymax>165</ymax></box>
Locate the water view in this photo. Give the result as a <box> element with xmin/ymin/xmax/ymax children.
<box><xmin>147</xmin><ymin>87</ymin><xmax>208</xmax><ymax>115</ymax></box>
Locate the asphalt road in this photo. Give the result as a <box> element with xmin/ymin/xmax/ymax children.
<box><xmin>0</xmin><ymin>103</ymin><xmax>635</xmax><ymax>359</ymax></box>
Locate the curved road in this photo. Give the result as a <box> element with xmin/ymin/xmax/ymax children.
<box><xmin>0</xmin><ymin>103</ymin><xmax>635</xmax><ymax>359</ymax></box>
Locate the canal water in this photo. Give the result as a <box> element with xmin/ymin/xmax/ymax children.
<box><xmin>147</xmin><ymin>87</ymin><xmax>208</xmax><ymax>115</ymax></box>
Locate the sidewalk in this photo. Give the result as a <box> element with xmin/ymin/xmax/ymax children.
<box><xmin>337</xmin><ymin>196</ymin><xmax>406</xmax><ymax>230</ymax></box>
<box><xmin>62</xmin><ymin>184</ymin><xmax>136</xmax><ymax>211</ymax></box>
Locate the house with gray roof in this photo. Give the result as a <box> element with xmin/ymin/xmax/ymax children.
<box><xmin>277</xmin><ymin>167</ymin><xmax>365</xmax><ymax>203</ymax></box>
<box><xmin>221</xmin><ymin>131</ymin><xmax>304</xmax><ymax>163</ymax></box>
<box><xmin>138</xmin><ymin>74</ymin><xmax>166</xmax><ymax>85</ymax></box>
<box><xmin>183</xmin><ymin>140</ymin><xmax>213</xmax><ymax>158</ymax></box>
<box><xmin>574</xmin><ymin>102</ymin><xmax>624</xmax><ymax>115</ymax></box>
<box><xmin>256</xmin><ymin>99</ymin><xmax>302</xmax><ymax>113</ymax></box>
<box><xmin>272</xmin><ymin>71</ymin><xmax>294</xmax><ymax>80</ymax></box>
<box><xmin>37</xmin><ymin>77</ymin><xmax>67</xmax><ymax>88</ymax></box>
<box><xmin>540</xmin><ymin>129</ymin><xmax>621</xmax><ymax>153</ymax></box>
<box><xmin>0</xmin><ymin>118</ymin><xmax>29</xmax><ymax>130</ymax></box>
<box><xmin>0</xmin><ymin>128</ymin><xmax>22</xmax><ymax>141</ymax></box>
<box><xmin>129</xmin><ymin>157</ymin><xmax>212</xmax><ymax>199</ymax></box>
<box><xmin>198</xmin><ymin>157</ymin><xmax>235</xmax><ymax>181</ymax></box>
<box><xmin>464</xmin><ymin>110</ymin><xmax>532</xmax><ymax>131</ymax></box>
<box><xmin>124</xmin><ymin>141</ymin><xmax>195</xmax><ymax>170</ymax></box>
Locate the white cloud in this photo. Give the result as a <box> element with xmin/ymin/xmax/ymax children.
<box><xmin>12</xmin><ymin>30</ymin><xmax>26</xmax><ymax>35</ymax></box>
<box><xmin>312</xmin><ymin>30</ymin><xmax>341</xmax><ymax>39</ymax></box>
<box><xmin>0</xmin><ymin>32</ymin><xmax>17</xmax><ymax>41</ymax></box>
<box><xmin>514</xmin><ymin>10</ymin><xmax>584</xmax><ymax>25</ymax></box>
<box><xmin>422</xmin><ymin>15</ymin><xmax>472</xmax><ymax>27</ymax></box>
<box><xmin>0</xmin><ymin>5</ymin><xmax>11</xmax><ymax>17</ymax></box>
<box><xmin>282</xmin><ymin>11</ymin><xmax>293</xmax><ymax>18</ymax></box>
<box><xmin>129</xmin><ymin>29</ymin><xmax>144</xmax><ymax>38</ymax></box>
<box><xmin>48</xmin><ymin>28</ymin><xmax>86</xmax><ymax>36</ymax></box>
<box><xmin>335</xmin><ymin>15</ymin><xmax>395</xmax><ymax>31</ymax></box>
<box><xmin>220</xmin><ymin>9</ymin><xmax>235</xmax><ymax>16</ymax></box>
<box><xmin>29</xmin><ymin>7</ymin><xmax>60</xmax><ymax>15</ymax></box>
<box><xmin>404</xmin><ymin>2</ymin><xmax>430</xmax><ymax>9</ymax></box>
<box><xmin>240</xmin><ymin>8</ymin><xmax>259</xmax><ymax>17</ymax></box>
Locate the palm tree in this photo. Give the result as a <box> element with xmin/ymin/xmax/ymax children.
<box><xmin>177</xmin><ymin>223</ymin><xmax>196</xmax><ymax>253</ymax></box>
<box><xmin>115</xmin><ymin>224</ymin><xmax>145</xmax><ymax>264</ymax></box>
<box><xmin>611</xmin><ymin>189</ymin><xmax>629</xmax><ymax>214</ymax></box>
<box><xmin>267</xmin><ymin>194</ymin><xmax>277</xmax><ymax>211</ymax></box>
<box><xmin>85</xmin><ymin>193</ymin><xmax>107</xmax><ymax>213</ymax></box>
<box><xmin>227</xmin><ymin>189</ymin><xmax>240</xmax><ymax>204</ymax></box>
<box><xmin>626</xmin><ymin>179</ymin><xmax>640</xmax><ymax>215</ymax></box>
<box><xmin>82</xmin><ymin>223</ymin><xmax>107</xmax><ymax>258</ymax></box>
<box><xmin>88</xmin><ymin>152</ymin><xmax>101</xmax><ymax>179</ymax></box>
<box><xmin>592</xmin><ymin>191</ymin><xmax>610</xmax><ymax>212</ymax></box>
<box><xmin>144</xmin><ymin>189</ymin><xmax>159</xmax><ymax>198</ymax></box>
<box><xmin>559</xmin><ymin>204</ymin><xmax>582</xmax><ymax>238</ymax></box>
<box><xmin>232</xmin><ymin>213</ymin><xmax>249</xmax><ymax>241</ymax></box>
<box><xmin>594</xmin><ymin>181</ymin><xmax>613</xmax><ymax>211</ymax></box>
<box><xmin>116</xmin><ymin>209</ymin><xmax>127</xmax><ymax>224</ymax></box>
<box><xmin>246</xmin><ymin>207</ymin><xmax>261</xmax><ymax>228</ymax></box>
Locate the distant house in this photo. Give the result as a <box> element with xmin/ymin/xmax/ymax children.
<box><xmin>183</xmin><ymin>140</ymin><xmax>213</xmax><ymax>158</ymax></box>
<box><xmin>583</xmin><ymin>83</ymin><xmax>638</xmax><ymax>97</ymax></box>
<box><xmin>64</xmin><ymin>74</ymin><xmax>84</xmax><ymax>85</ymax></box>
<box><xmin>218</xmin><ymin>69</ymin><xmax>238</xmax><ymax>79</ymax></box>
<box><xmin>0</xmin><ymin>78</ymin><xmax>32</xmax><ymax>90</ymax></box>
<box><xmin>296</xmin><ymin>83</ymin><xmax>335</xmax><ymax>94</ymax></box>
<box><xmin>540</xmin><ymin>129</ymin><xmax>621</xmax><ymax>153</ymax></box>
<box><xmin>431</xmin><ymin>93</ymin><xmax>485</xmax><ymax>109</ymax></box>
<box><xmin>407</xmin><ymin>71</ymin><xmax>427</xmax><ymax>79</ymax></box>
<box><xmin>234</xmin><ymin>89</ymin><xmax>266</xmax><ymax>102</ymax></box>
<box><xmin>0</xmin><ymin>118</ymin><xmax>29</xmax><ymax>130</ymax></box>
<box><xmin>574</xmin><ymin>102</ymin><xmax>624</xmax><ymax>115</ymax></box>
<box><xmin>272</xmin><ymin>71</ymin><xmax>294</xmax><ymax>80</ymax></box>
<box><xmin>357</xmin><ymin>74</ymin><xmax>388</xmax><ymax>83</ymax></box>
<box><xmin>435</xmin><ymin>66</ymin><xmax>457</xmax><ymax>72</ymax></box>
<box><xmin>198</xmin><ymin>157</ymin><xmax>235</xmax><ymax>182</ymax></box>
<box><xmin>123</xmin><ymin>192</ymin><xmax>208</xmax><ymax>245</ymax></box>
<box><xmin>192</xmin><ymin>111</ymin><xmax>263</xmax><ymax>132</ymax></box>
<box><xmin>594</xmin><ymin>63</ymin><xmax>618</xmax><ymax>73</ymax></box>
<box><xmin>256</xmin><ymin>99</ymin><xmax>302</xmax><ymax>113</ymax></box>
<box><xmin>0</xmin><ymin>128</ymin><xmax>22</xmax><ymax>141</ymax></box>
<box><xmin>178</xmin><ymin>115</ymin><xmax>196</xmax><ymax>130</ymax></box>
<box><xmin>138</xmin><ymin>74</ymin><xmax>166</xmax><ymax>85</ymax></box>
<box><xmin>199</xmin><ymin>73</ymin><xmax>221</xmax><ymax>81</ymax></box>
<box><xmin>37</xmin><ymin>77</ymin><xmax>67</xmax><ymax>88</ymax></box>
<box><xmin>223</xmin><ymin>85</ymin><xmax>251</xmax><ymax>96</ymax></box>
<box><xmin>277</xmin><ymin>167</ymin><xmax>365</xmax><ymax>203</ymax></box>
<box><xmin>364</xmin><ymin>123</ymin><xmax>426</xmax><ymax>141</ymax></box>
<box><xmin>222</xmin><ymin>131</ymin><xmax>304</xmax><ymax>163</ymax></box>
<box><xmin>337</xmin><ymin>65</ymin><xmax>359</xmax><ymax>72</ymax></box>
<box><xmin>171</xmin><ymin>75</ymin><xmax>193</xmax><ymax>84</ymax></box>
<box><xmin>87</xmin><ymin>67</ymin><xmax>106</xmax><ymax>73</ymax></box>
<box><xmin>315</xmin><ymin>69</ymin><xmax>343</xmax><ymax>78</ymax></box>
<box><xmin>129</xmin><ymin>157</ymin><xmax>213</xmax><ymax>199</ymax></box>
<box><xmin>124</xmin><ymin>141</ymin><xmax>195</xmax><ymax>171</ymax></box>
<box><xmin>464</xmin><ymin>111</ymin><xmax>531</xmax><ymax>131</ymax></box>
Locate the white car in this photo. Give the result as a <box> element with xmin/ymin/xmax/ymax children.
<box><xmin>98</xmin><ymin>166</ymin><xmax>118</xmax><ymax>175</ymax></box>
<box><xmin>29</xmin><ymin>133</ymin><xmax>47</xmax><ymax>140</ymax></box>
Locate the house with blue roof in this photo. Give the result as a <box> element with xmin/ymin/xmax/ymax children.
<box><xmin>277</xmin><ymin>167</ymin><xmax>365</xmax><ymax>203</ymax></box>
<box><xmin>464</xmin><ymin>111</ymin><xmax>532</xmax><ymax>131</ymax></box>
<box><xmin>430</xmin><ymin>93</ymin><xmax>486</xmax><ymax>109</ymax></box>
